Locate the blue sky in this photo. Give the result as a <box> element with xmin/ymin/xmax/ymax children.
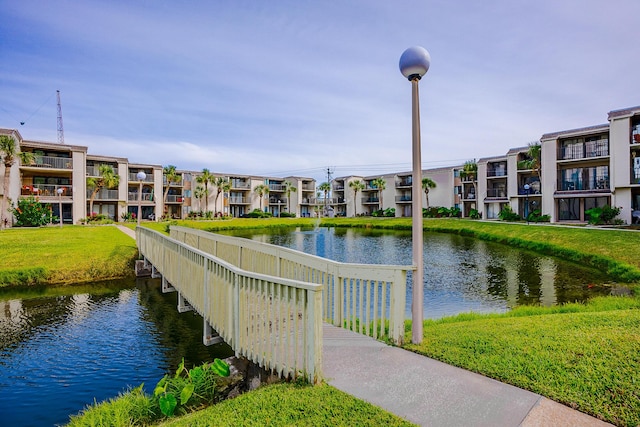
<box><xmin>1</xmin><ymin>0</ymin><xmax>639</xmax><ymax>183</ymax></box>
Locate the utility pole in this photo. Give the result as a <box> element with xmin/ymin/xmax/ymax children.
<box><xmin>56</xmin><ymin>90</ymin><xmax>64</xmax><ymax>144</ymax></box>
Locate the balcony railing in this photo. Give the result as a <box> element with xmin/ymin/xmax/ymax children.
<box><xmin>129</xmin><ymin>173</ymin><xmax>154</xmax><ymax>182</ymax></box>
<box><xmin>230</xmin><ymin>181</ymin><xmax>250</xmax><ymax>189</ymax></box>
<box><xmin>165</xmin><ymin>195</ymin><xmax>184</xmax><ymax>203</ymax></box>
<box><xmin>558</xmin><ymin>140</ymin><xmax>609</xmax><ymax>160</ymax></box>
<box><xmin>22</xmin><ymin>184</ymin><xmax>72</xmax><ymax>197</ymax></box>
<box><xmin>333</xmin><ymin>185</ymin><xmax>345</xmax><ymax>191</ymax></box>
<box><xmin>486</xmin><ymin>188</ymin><xmax>507</xmax><ymax>198</ymax></box>
<box><xmin>87</xmin><ymin>189</ymin><xmax>119</xmax><ymax>200</ymax></box>
<box><xmin>396</xmin><ymin>178</ymin><xmax>412</xmax><ymax>187</ymax></box>
<box><xmin>395</xmin><ymin>195</ymin><xmax>412</xmax><ymax>202</ymax></box>
<box><xmin>631</xmin><ymin>167</ymin><xmax>640</xmax><ymax>184</ymax></box>
<box><xmin>128</xmin><ymin>192</ymin><xmax>154</xmax><ymax>201</ymax></box>
<box><xmin>486</xmin><ymin>169</ymin><xmax>507</xmax><ymax>177</ymax></box>
<box><xmin>229</xmin><ymin>197</ymin><xmax>249</xmax><ymax>204</ymax></box>
<box><xmin>362</xmin><ymin>197</ymin><xmax>380</xmax><ymax>204</ymax></box>
<box><xmin>25</xmin><ymin>156</ymin><xmax>73</xmax><ymax>169</ymax></box>
<box><xmin>163</xmin><ymin>177</ymin><xmax>184</xmax><ymax>186</ymax></box>
<box><xmin>557</xmin><ymin>178</ymin><xmax>610</xmax><ymax>191</ymax></box>
<box><xmin>301</xmin><ymin>184</ymin><xmax>314</xmax><ymax>191</ymax></box>
<box><xmin>269</xmin><ymin>198</ymin><xmax>286</xmax><ymax>204</ymax></box>
<box><xmin>268</xmin><ymin>184</ymin><xmax>285</xmax><ymax>192</ymax></box>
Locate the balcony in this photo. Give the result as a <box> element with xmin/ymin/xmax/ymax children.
<box><xmin>128</xmin><ymin>173</ymin><xmax>154</xmax><ymax>182</ymax></box>
<box><xmin>631</xmin><ymin>167</ymin><xmax>640</xmax><ymax>185</ymax></box>
<box><xmin>24</xmin><ymin>156</ymin><xmax>73</xmax><ymax>170</ymax></box>
<box><xmin>301</xmin><ymin>184</ymin><xmax>314</xmax><ymax>191</ymax></box>
<box><xmin>229</xmin><ymin>197</ymin><xmax>249</xmax><ymax>204</ymax></box>
<box><xmin>165</xmin><ymin>195</ymin><xmax>184</xmax><ymax>203</ymax></box>
<box><xmin>128</xmin><ymin>192</ymin><xmax>154</xmax><ymax>201</ymax></box>
<box><xmin>557</xmin><ymin>178</ymin><xmax>610</xmax><ymax>192</ymax></box>
<box><xmin>268</xmin><ymin>184</ymin><xmax>285</xmax><ymax>192</ymax></box>
<box><xmin>486</xmin><ymin>169</ymin><xmax>507</xmax><ymax>177</ymax></box>
<box><xmin>22</xmin><ymin>184</ymin><xmax>72</xmax><ymax>198</ymax></box>
<box><xmin>87</xmin><ymin>189</ymin><xmax>118</xmax><ymax>200</ymax></box>
<box><xmin>558</xmin><ymin>140</ymin><xmax>609</xmax><ymax>161</ymax></box>
<box><xmin>362</xmin><ymin>197</ymin><xmax>380</xmax><ymax>204</ymax></box>
<box><xmin>395</xmin><ymin>195</ymin><xmax>412</xmax><ymax>203</ymax></box>
<box><xmin>230</xmin><ymin>180</ymin><xmax>250</xmax><ymax>189</ymax></box>
<box><xmin>163</xmin><ymin>177</ymin><xmax>184</xmax><ymax>186</ymax></box>
<box><xmin>395</xmin><ymin>178</ymin><xmax>412</xmax><ymax>188</ymax></box>
<box><xmin>486</xmin><ymin>188</ymin><xmax>507</xmax><ymax>198</ymax></box>
<box><xmin>269</xmin><ymin>197</ymin><xmax>286</xmax><ymax>204</ymax></box>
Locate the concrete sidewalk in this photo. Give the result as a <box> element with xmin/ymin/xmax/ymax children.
<box><xmin>115</xmin><ymin>224</ymin><xmax>136</xmax><ymax>240</ymax></box>
<box><xmin>322</xmin><ymin>324</ymin><xmax>611</xmax><ymax>427</ymax></box>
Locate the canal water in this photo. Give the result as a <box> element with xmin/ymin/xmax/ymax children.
<box><xmin>0</xmin><ymin>279</ymin><xmax>233</xmax><ymax>427</ymax></box>
<box><xmin>226</xmin><ymin>227</ymin><xmax>613</xmax><ymax>318</ymax></box>
<box><xmin>0</xmin><ymin>227</ymin><xmax>613</xmax><ymax>426</ymax></box>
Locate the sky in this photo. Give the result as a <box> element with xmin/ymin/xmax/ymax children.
<box><xmin>1</xmin><ymin>0</ymin><xmax>639</xmax><ymax>183</ymax></box>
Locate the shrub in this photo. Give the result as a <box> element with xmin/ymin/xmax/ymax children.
<box><xmin>469</xmin><ymin>209</ymin><xmax>481</xmax><ymax>219</ymax></box>
<box><xmin>245</xmin><ymin>209</ymin><xmax>273</xmax><ymax>218</ymax></box>
<box><xmin>279</xmin><ymin>212</ymin><xmax>296</xmax><ymax>218</ymax></box>
<box><xmin>527</xmin><ymin>209</ymin><xmax>550</xmax><ymax>223</ymax></box>
<box><xmin>585</xmin><ymin>205</ymin><xmax>621</xmax><ymax>225</ymax></box>
<box><xmin>10</xmin><ymin>196</ymin><xmax>54</xmax><ymax>227</ymax></box>
<box><xmin>498</xmin><ymin>205</ymin><xmax>521</xmax><ymax>221</ymax></box>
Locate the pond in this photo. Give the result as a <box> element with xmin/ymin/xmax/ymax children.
<box><xmin>225</xmin><ymin>227</ymin><xmax>614</xmax><ymax>319</ymax></box>
<box><xmin>0</xmin><ymin>279</ymin><xmax>233</xmax><ymax>427</ymax></box>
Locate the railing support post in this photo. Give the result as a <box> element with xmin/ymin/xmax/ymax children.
<box><xmin>306</xmin><ymin>287</ymin><xmax>323</xmax><ymax>384</ymax></box>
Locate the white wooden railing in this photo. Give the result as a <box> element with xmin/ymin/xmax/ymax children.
<box><xmin>170</xmin><ymin>226</ymin><xmax>411</xmax><ymax>345</ymax></box>
<box><xmin>136</xmin><ymin>227</ymin><xmax>323</xmax><ymax>383</ymax></box>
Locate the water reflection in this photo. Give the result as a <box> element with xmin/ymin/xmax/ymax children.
<box><xmin>227</xmin><ymin>227</ymin><xmax>612</xmax><ymax>319</ymax></box>
<box><xmin>0</xmin><ymin>279</ymin><xmax>232</xmax><ymax>427</ymax></box>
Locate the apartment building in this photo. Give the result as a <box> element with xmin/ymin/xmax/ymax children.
<box><xmin>3</xmin><ymin>104</ymin><xmax>639</xmax><ymax>226</ymax></box>
<box><xmin>324</xmin><ymin>105</ymin><xmax>640</xmax><ymax>224</ymax></box>
<box><xmin>1</xmin><ymin>128</ymin><xmax>316</xmax><ymax>226</ymax></box>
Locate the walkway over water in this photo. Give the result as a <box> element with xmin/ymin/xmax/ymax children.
<box><xmin>136</xmin><ymin>226</ymin><xmax>411</xmax><ymax>383</ymax></box>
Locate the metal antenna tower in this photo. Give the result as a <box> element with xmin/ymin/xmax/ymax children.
<box><xmin>56</xmin><ymin>90</ymin><xmax>64</xmax><ymax>144</ymax></box>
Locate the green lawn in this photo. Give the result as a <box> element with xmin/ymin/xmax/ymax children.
<box><xmin>158</xmin><ymin>383</ymin><xmax>415</xmax><ymax>427</ymax></box>
<box><xmin>0</xmin><ymin>225</ymin><xmax>138</xmax><ymax>286</ymax></box>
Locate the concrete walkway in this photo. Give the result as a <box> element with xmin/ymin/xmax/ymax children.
<box><xmin>323</xmin><ymin>324</ymin><xmax>612</xmax><ymax>427</ymax></box>
<box><xmin>115</xmin><ymin>224</ymin><xmax>136</xmax><ymax>240</ymax></box>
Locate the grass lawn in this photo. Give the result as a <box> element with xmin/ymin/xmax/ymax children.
<box><xmin>0</xmin><ymin>225</ymin><xmax>138</xmax><ymax>286</ymax></box>
<box><xmin>158</xmin><ymin>382</ymin><xmax>415</xmax><ymax>427</ymax></box>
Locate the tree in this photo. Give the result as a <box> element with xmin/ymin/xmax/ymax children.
<box><xmin>422</xmin><ymin>177</ymin><xmax>436</xmax><ymax>209</ymax></box>
<box><xmin>460</xmin><ymin>159</ymin><xmax>478</xmax><ymax>201</ymax></box>
<box><xmin>194</xmin><ymin>186</ymin><xmax>206</xmax><ymax>212</ymax></box>
<box><xmin>212</xmin><ymin>176</ymin><xmax>230</xmax><ymax>216</ymax></box>
<box><xmin>317</xmin><ymin>182</ymin><xmax>331</xmax><ymax>211</ymax></box>
<box><xmin>162</xmin><ymin>165</ymin><xmax>181</xmax><ymax>203</ymax></box>
<box><xmin>196</xmin><ymin>168</ymin><xmax>214</xmax><ymax>213</ymax></box>
<box><xmin>253</xmin><ymin>184</ymin><xmax>269</xmax><ymax>211</ymax></box>
<box><xmin>371</xmin><ymin>177</ymin><xmax>386</xmax><ymax>211</ymax></box>
<box><xmin>86</xmin><ymin>164</ymin><xmax>120</xmax><ymax>217</ymax></box>
<box><xmin>283</xmin><ymin>181</ymin><xmax>297</xmax><ymax>214</ymax></box>
<box><xmin>524</xmin><ymin>141</ymin><xmax>542</xmax><ymax>187</ymax></box>
<box><xmin>1</xmin><ymin>135</ymin><xmax>33</xmax><ymax>229</ymax></box>
<box><xmin>348</xmin><ymin>179</ymin><xmax>365</xmax><ymax>217</ymax></box>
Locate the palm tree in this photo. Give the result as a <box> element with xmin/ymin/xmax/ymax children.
<box><xmin>196</xmin><ymin>168</ymin><xmax>214</xmax><ymax>213</ymax></box>
<box><xmin>212</xmin><ymin>176</ymin><xmax>230</xmax><ymax>216</ymax></box>
<box><xmin>253</xmin><ymin>184</ymin><xmax>269</xmax><ymax>211</ymax></box>
<box><xmin>348</xmin><ymin>179</ymin><xmax>365</xmax><ymax>217</ymax></box>
<box><xmin>1</xmin><ymin>135</ymin><xmax>34</xmax><ymax>229</ymax></box>
<box><xmin>422</xmin><ymin>177</ymin><xmax>437</xmax><ymax>209</ymax></box>
<box><xmin>460</xmin><ymin>159</ymin><xmax>478</xmax><ymax>200</ymax></box>
<box><xmin>86</xmin><ymin>164</ymin><xmax>120</xmax><ymax>217</ymax></box>
<box><xmin>162</xmin><ymin>165</ymin><xmax>181</xmax><ymax>202</ymax></box>
<box><xmin>371</xmin><ymin>177</ymin><xmax>386</xmax><ymax>211</ymax></box>
<box><xmin>524</xmin><ymin>141</ymin><xmax>542</xmax><ymax>186</ymax></box>
<box><xmin>194</xmin><ymin>185</ymin><xmax>206</xmax><ymax>212</ymax></box>
<box><xmin>283</xmin><ymin>180</ymin><xmax>297</xmax><ymax>214</ymax></box>
<box><xmin>317</xmin><ymin>182</ymin><xmax>331</xmax><ymax>210</ymax></box>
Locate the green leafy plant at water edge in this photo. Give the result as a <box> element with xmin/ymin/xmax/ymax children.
<box><xmin>585</xmin><ymin>205</ymin><xmax>621</xmax><ymax>225</ymax></box>
<box><xmin>154</xmin><ymin>358</ymin><xmax>230</xmax><ymax>417</ymax></box>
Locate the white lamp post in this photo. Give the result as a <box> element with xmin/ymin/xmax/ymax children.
<box><xmin>524</xmin><ymin>183</ymin><xmax>530</xmax><ymax>224</ymax></box>
<box><xmin>136</xmin><ymin>171</ymin><xmax>146</xmax><ymax>226</ymax></box>
<box><xmin>56</xmin><ymin>187</ymin><xmax>64</xmax><ymax>227</ymax></box>
<box><xmin>400</xmin><ymin>46</ymin><xmax>430</xmax><ymax>344</ymax></box>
